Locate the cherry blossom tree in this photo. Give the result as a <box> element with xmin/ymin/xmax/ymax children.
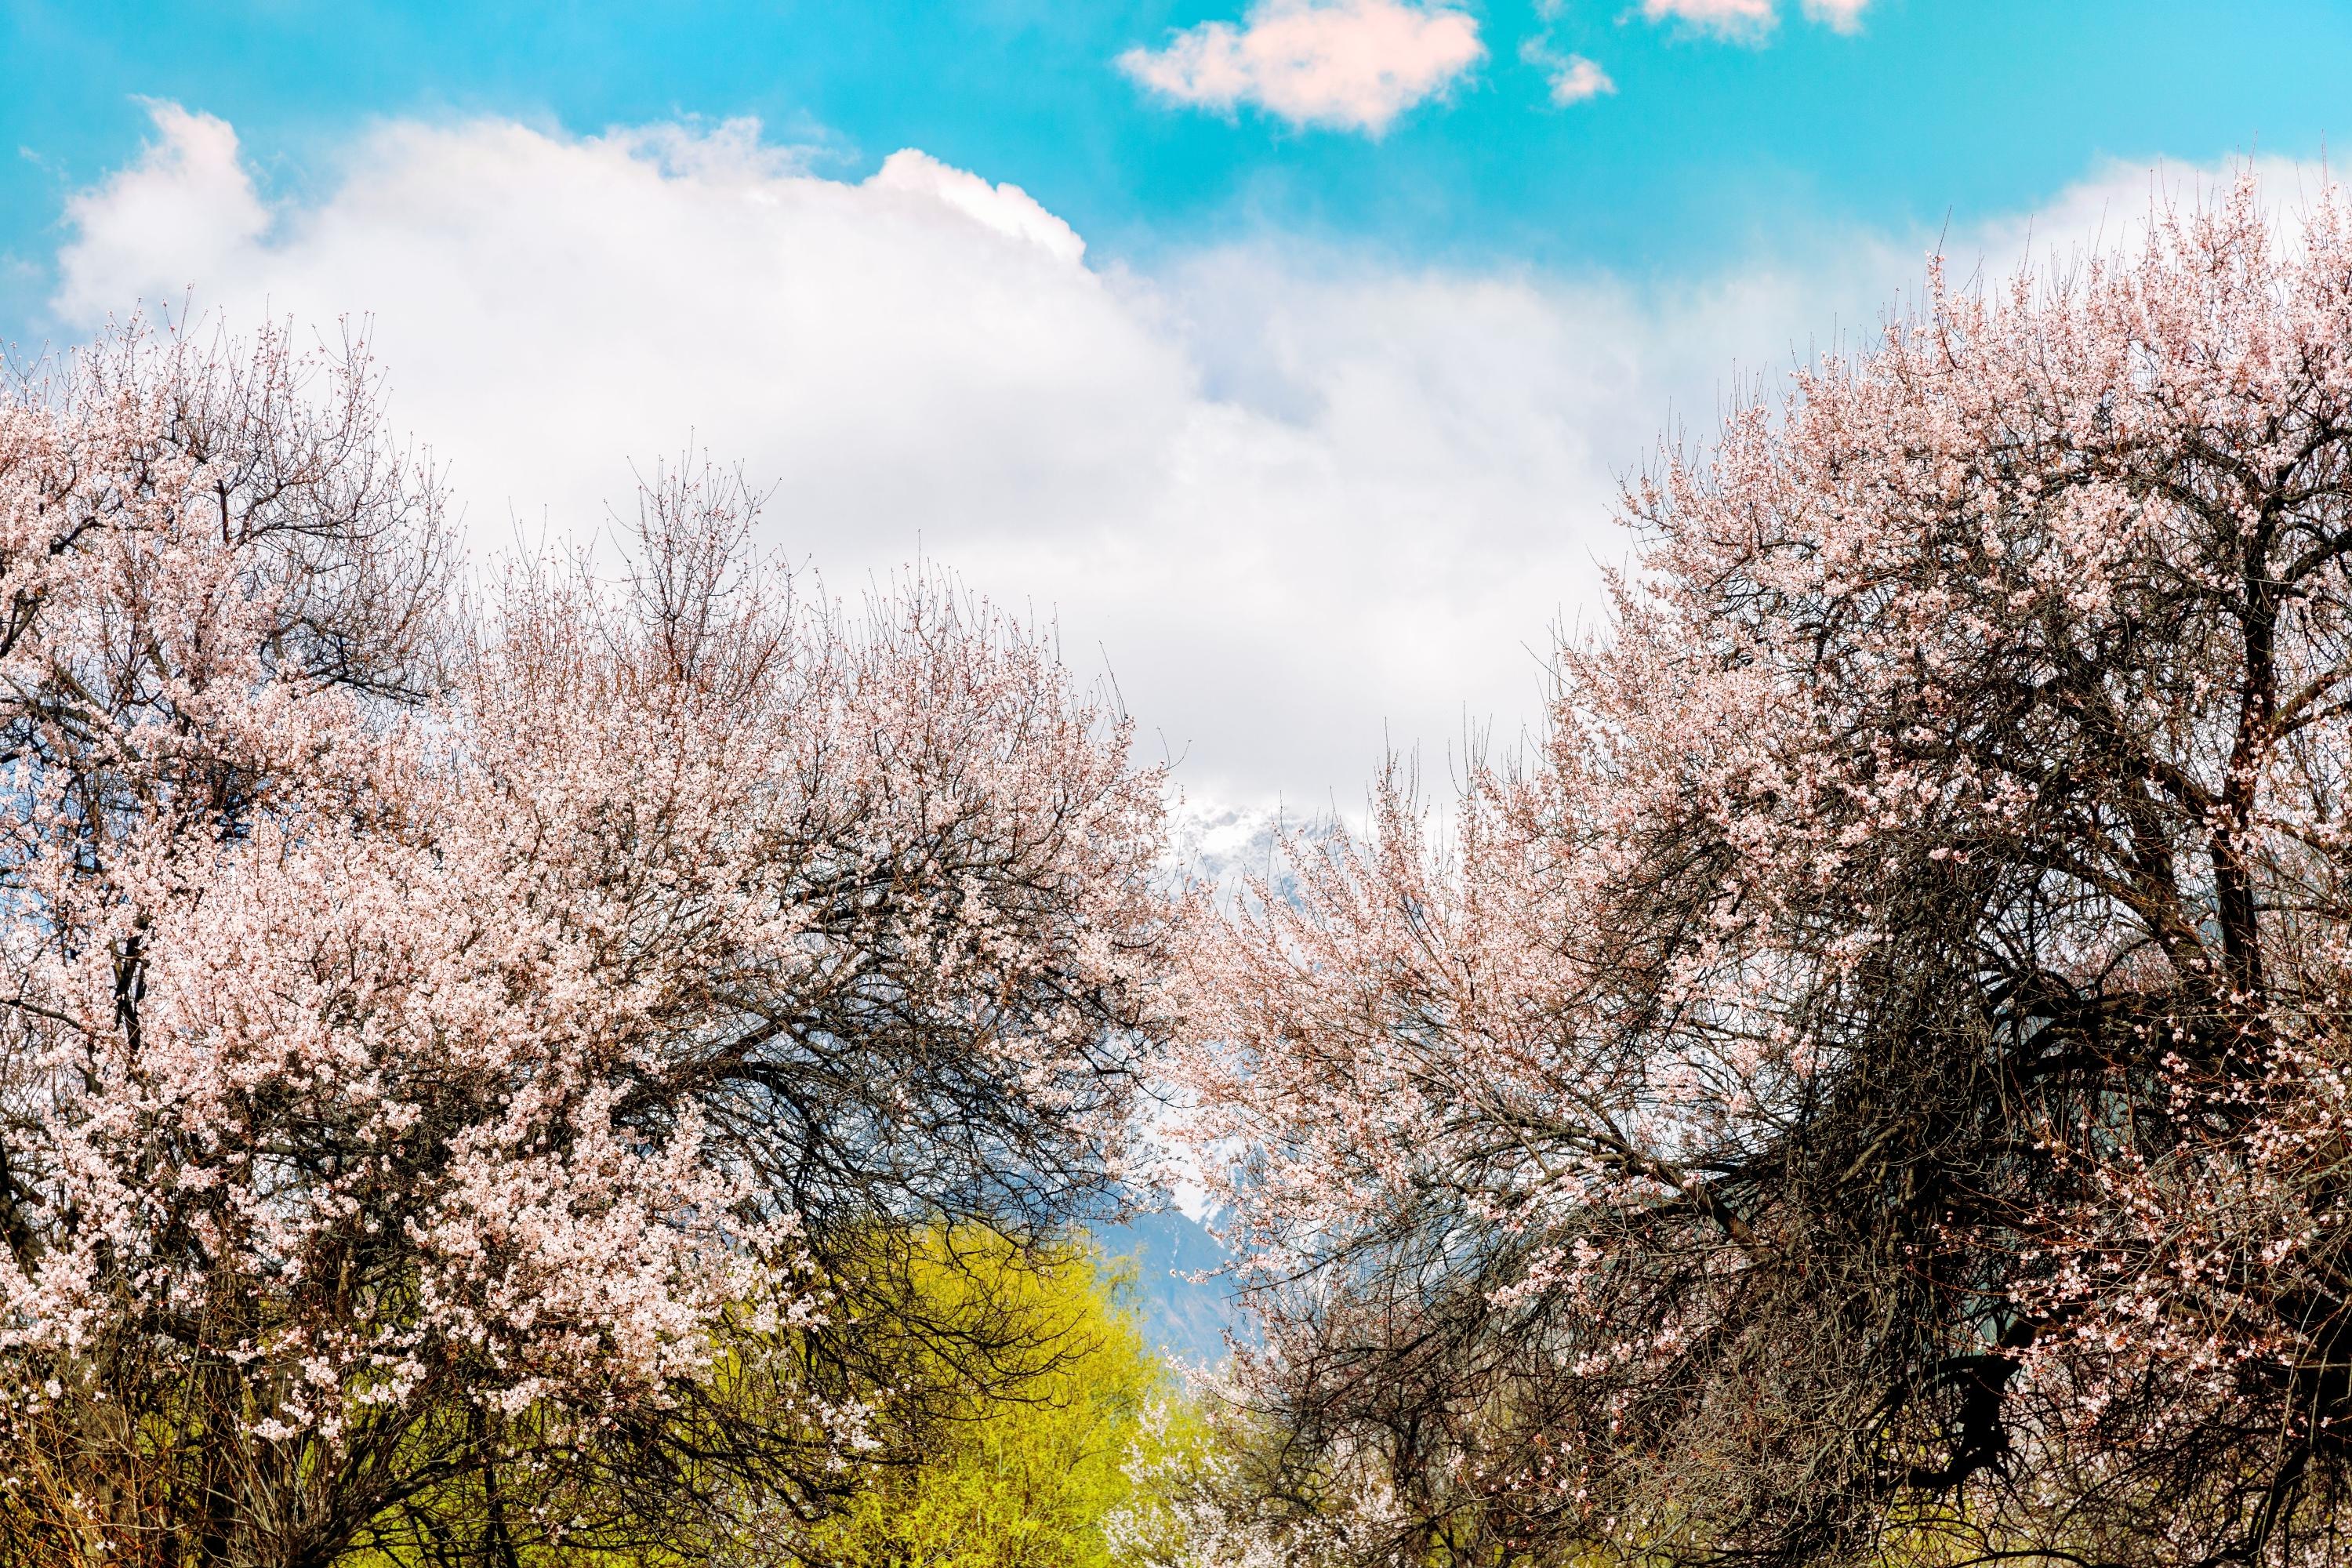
<box><xmin>1173</xmin><ymin>180</ymin><xmax>2352</xmax><ymax>1566</ymax></box>
<box><xmin>0</xmin><ymin>325</ymin><xmax>1172</xmax><ymax>1568</ymax></box>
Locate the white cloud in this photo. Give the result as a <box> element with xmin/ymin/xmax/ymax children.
<box><xmin>45</xmin><ymin>106</ymin><xmax>2291</xmax><ymax>816</ymax></box>
<box><xmin>1520</xmin><ymin>39</ymin><xmax>1615</xmax><ymax>105</ymax></box>
<box><xmin>53</xmin><ymin>104</ymin><xmax>1657</xmax><ymax>806</ymax></box>
<box><xmin>865</xmin><ymin>149</ymin><xmax>1087</xmax><ymax>264</ymax></box>
<box><xmin>49</xmin><ymin>103</ymin><xmax>1815</xmax><ymax>808</ymax></box>
<box><xmin>1118</xmin><ymin>0</ymin><xmax>1484</xmax><ymax>135</ymax></box>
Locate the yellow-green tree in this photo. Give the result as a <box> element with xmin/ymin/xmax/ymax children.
<box><xmin>797</xmin><ymin>1231</ymin><xmax>1166</xmax><ymax>1568</ymax></box>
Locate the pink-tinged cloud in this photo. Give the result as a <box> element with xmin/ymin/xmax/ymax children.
<box><xmin>1519</xmin><ymin>40</ymin><xmax>1615</xmax><ymax>106</ymax></box>
<box><xmin>1639</xmin><ymin>0</ymin><xmax>1778</xmax><ymax>38</ymax></box>
<box><xmin>56</xmin><ymin>103</ymin><xmax>270</xmax><ymax>314</ymax></box>
<box><xmin>1119</xmin><ymin>0</ymin><xmax>1484</xmax><ymax>136</ymax></box>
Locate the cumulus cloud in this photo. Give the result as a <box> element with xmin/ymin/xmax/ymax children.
<box><xmin>1520</xmin><ymin>38</ymin><xmax>1615</xmax><ymax>105</ymax></box>
<box><xmin>48</xmin><ymin>104</ymin><xmax>2266</xmax><ymax>813</ymax></box>
<box><xmin>1118</xmin><ymin>0</ymin><xmax>1483</xmax><ymax>134</ymax></box>
<box><xmin>47</xmin><ymin>103</ymin><xmax>1838</xmax><ymax>808</ymax></box>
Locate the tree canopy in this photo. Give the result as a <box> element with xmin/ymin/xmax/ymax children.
<box><xmin>796</xmin><ymin>1231</ymin><xmax>1167</xmax><ymax>1568</ymax></box>
<box><xmin>1171</xmin><ymin>180</ymin><xmax>2352</xmax><ymax>1566</ymax></box>
<box><xmin>0</xmin><ymin>325</ymin><xmax>1172</xmax><ymax>1568</ymax></box>
<box><xmin>30</xmin><ymin>177</ymin><xmax>2352</xmax><ymax>1568</ymax></box>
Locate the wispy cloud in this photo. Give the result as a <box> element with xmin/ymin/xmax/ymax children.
<box><xmin>1639</xmin><ymin>0</ymin><xmax>1778</xmax><ymax>40</ymax></box>
<box><xmin>1635</xmin><ymin>0</ymin><xmax>1872</xmax><ymax>40</ymax></box>
<box><xmin>1519</xmin><ymin>38</ymin><xmax>1615</xmax><ymax>106</ymax></box>
<box><xmin>1800</xmin><ymin>0</ymin><xmax>1871</xmax><ymax>31</ymax></box>
<box><xmin>1119</xmin><ymin>0</ymin><xmax>1484</xmax><ymax>136</ymax></box>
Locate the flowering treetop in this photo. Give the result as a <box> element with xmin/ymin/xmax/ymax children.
<box><xmin>1173</xmin><ymin>178</ymin><xmax>2352</xmax><ymax>1566</ymax></box>
<box><xmin>0</xmin><ymin>325</ymin><xmax>1173</xmax><ymax>1568</ymax></box>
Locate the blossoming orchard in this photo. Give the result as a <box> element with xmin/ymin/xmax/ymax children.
<box><xmin>12</xmin><ymin>176</ymin><xmax>2352</xmax><ymax>1568</ymax></box>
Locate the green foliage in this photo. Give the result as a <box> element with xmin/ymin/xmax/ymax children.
<box><xmin>317</xmin><ymin>1229</ymin><xmax>1194</xmax><ymax>1568</ymax></box>
<box><xmin>796</xmin><ymin>1229</ymin><xmax>1169</xmax><ymax>1568</ymax></box>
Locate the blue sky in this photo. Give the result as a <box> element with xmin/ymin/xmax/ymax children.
<box><xmin>7</xmin><ymin>1</ymin><xmax>2351</xmax><ymax>806</ymax></box>
<box><xmin>9</xmin><ymin>0</ymin><xmax>2347</xmax><ymax>328</ymax></box>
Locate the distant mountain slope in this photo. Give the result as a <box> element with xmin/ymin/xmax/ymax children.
<box><xmin>1096</xmin><ymin>1208</ymin><xmax>1248</xmax><ymax>1370</ymax></box>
